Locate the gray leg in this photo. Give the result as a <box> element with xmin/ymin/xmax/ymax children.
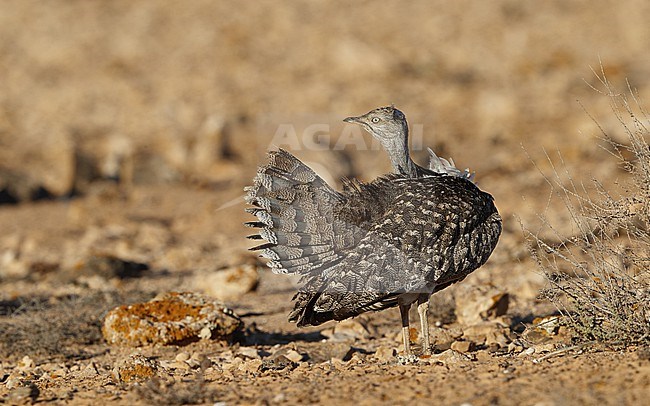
<box><xmin>399</xmin><ymin>304</ymin><xmax>411</xmax><ymax>355</ymax></box>
<box><xmin>417</xmin><ymin>295</ymin><xmax>431</xmax><ymax>355</ymax></box>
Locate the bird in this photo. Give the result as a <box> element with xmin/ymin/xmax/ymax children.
<box><xmin>244</xmin><ymin>106</ymin><xmax>501</xmax><ymax>356</ymax></box>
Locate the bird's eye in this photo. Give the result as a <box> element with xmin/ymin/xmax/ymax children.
<box><xmin>371</xmin><ymin>117</ymin><xmax>380</xmax><ymax>123</ymax></box>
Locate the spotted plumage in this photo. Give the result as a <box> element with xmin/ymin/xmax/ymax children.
<box><xmin>245</xmin><ymin>106</ymin><xmax>501</xmax><ymax>355</ymax></box>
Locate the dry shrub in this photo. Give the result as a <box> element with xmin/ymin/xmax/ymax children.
<box><xmin>0</xmin><ymin>290</ymin><xmax>152</xmax><ymax>362</ymax></box>
<box><xmin>524</xmin><ymin>71</ymin><xmax>650</xmax><ymax>345</ymax></box>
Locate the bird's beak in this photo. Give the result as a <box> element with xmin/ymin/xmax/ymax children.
<box><xmin>343</xmin><ymin>116</ymin><xmax>360</xmax><ymax>123</ymax></box>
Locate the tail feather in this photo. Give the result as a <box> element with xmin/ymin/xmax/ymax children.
<box><xmin>288</xmin><ymin>288</ymin><xmax>400</xmax><ymax>327</ymax></box>
<box><xmin>246</xmin><ymin>149</ymin><xmax>402</xmax><ymax>325</ymax></box>
<box><xmin>427</xmin><ymin>147</ymin><xmax>475</xmax><ymax>182</ymax></box>
<box><xmin>245</xmin><ymin>149</ymin><xmax>351</xmax><ymax>276</ymax></box>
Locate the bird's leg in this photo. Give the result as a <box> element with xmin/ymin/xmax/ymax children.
<box><xmin>399</xmin><ymin>304</ymin><xmax>412</xmax><ymax>355</ymax></box>
<box><xmin>417</xmin><ymin>295</ymin><xmax>431</xmax><ymax>355</ymax></box>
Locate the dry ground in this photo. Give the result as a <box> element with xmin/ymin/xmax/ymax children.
<box><xmin>1</xmin><ymin>1</ymin><xmax>650</xmax><ymax>405</ymax></box>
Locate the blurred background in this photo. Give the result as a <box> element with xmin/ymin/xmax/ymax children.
<box><xmin>0</xmin><ymin>0</ymin><xmax>649</xmax><ymax>292</ymax></box>
<box><xmin>2</xmin><ymin>2</ymin><xmax>650</xmax><ymax>401</ymax></box>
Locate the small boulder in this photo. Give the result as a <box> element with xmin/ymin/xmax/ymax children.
<box><xmin>113</xmin><ymin>354</ymin><xmax>158</xmax><ymax>383</ymax></box>
<box><xmin>455</xmin><ymin>286</ymin><xmax>509</xmax><ymax>325</ymax></box>
<box><xmin>451</xmin><ymin>340</ymin><xmax>476</xmax><ymax>353</ymax></box>
<box><xmin>196</xmin><ymin>264</ymin><xmax>259</xmax><ymax>301</ymax></box>
<box><xmin>102</xmin><ymin>291</ymin><xmax>242</xmax><ymax>346</ymax></box>
<box><xmin>331</xmin><ymin>318</ymin><xmax>375</xmax><ymax>341</ymax></box>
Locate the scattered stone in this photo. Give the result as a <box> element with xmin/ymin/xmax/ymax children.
<box><xmin>197</xmin><ymin>264</ymin><xmax>259</xmax><ymax>301</ymax></box>
<box><xmin>329</xmin><ymin>357</ymin><xmax>348</xmax><ymax>368</ymax></box>
<box><xmin>455</xmin><ymin>286</ymin><xmax>509</xmax><ymax>325</ymax></box>
<box><xmin>175</xmin><ymin>352</ymin><xmax>190</xmax><ymax>362</ymax></box>
<box><xmin>451</xmin><ymin>340</ymin><xmax>476</xmax><ymax>353</ymax></box>
<box><xmin>330</xmin><ymin>344</ymin><xmax>355</xmax><ymax>361</ymax></box>
<box><xmin>487</xmin><ymin>343</ymin><xmax>502</xmax><ymax>353</ymax></box>
<box><xmin>305</xmin><ymin>342</ymin><xmax>352</xmax><ymax>363</ymax></box>
<box><xmin>6</xmin><ymin>383</ymin><xmax>39</xmax><ymax>403</ymax></box>
<box><xmin>284</xmin><ymin>349</ymin><xmax>305</xmax><ymax>363</ymax></box>
<box><xmin>331</xmin><ymin>318</ymin><xmax>374</xmax><ymax>341</ymax></box>
<box><xmin>462</xmin><ymin>321</ymin><xmax>512</xmax><ymax>349</ymax></box>
<box><xmin>102</xmin><ymin>291</ymin><xmax>242</xmax><ymax>346</ymax></box>
<box><xmin>348</xmin><ymin>352</ymin><xmax>366</xmax><ymax>363</ymax></box>
<box><xmin>40</xmin><ymin>363</ymin><xmax>68</xmax><ymax>380</ymax></box>
<box><xmin>431</xmin><ymin>326</ymin><xmax>463</xmax><ymax>352</ymax></box>
<box><xmin>374</xmin><ymin>346</ymin><xmax>396</xmax><ymax>362</ymax></box>
<box><xmin>532</xmin><ymin>342</ymin><xmax>558</xmax><ymax>354</ymax></box>
<box><xmin>261</xmin><ymin>354</ymin><xmax>298</xmax><ymax>372</ymax></box>
<box><xmin>238</xmin><ymin>347</ymin><xmax>262</xmax><ymax>359</ymax></box>
<box><xmin>17</xmin><ymin>356</ymin><xmax>35</xmax><ymax>371</ymax></box>
<box><xmin>507</xmin><ymin>341</ymin><xmax>523</xmax><ymax>354</ymax></box>
<box><xmin>81</xmin><ymin>362</ymin><xmax>98</xmax><ymax>378</ymax></box>
<box><xmin>475</xmin><ymin>350</ymin><xmax>493</xmax><ymax>362</ymax></box>
<box><xmin>199</xmin><ymin>326</ymin><xmax>212</xmax><ymax>340</ymax></box>
<box><xmin>114</xmin><ymin>354</ymin><xmax>158</xmax><ymax>383</ymax></box>
<box><xmin>74</xmin><ymin>254</ymin><xmax>149</xmax><ymax>280</ymax></box>
<box><xmin>486</xmin><ymin>328</ymin><xmax>512</xmax><ymax>347</ymax></box>
<box><xmin>188</xmin><ymin>352</ymin><xmax>211</xmax><ymax>369</ymax></box>
<box><xmin>270</xmin><ymin>348</ymin><xmax>306</xmax><ymax>363</ymax></box>
<box><xmin>221</xmin><ymin>357</ymin><xmax>242</xmax><ymax>372</ymax></box>
<box><xmin>5</xmin><ymin>375</ymin><xmax>23</xmax><ymax>390</ymax></box>
<box><xmin>431</xmin><ymin>349</ymin><xmax>472</xmax><ymax>365</ymax></box>
<box><xmin>168</xmin><ymin>361</ymin><xmax>191</xmax><ymax>371</ymax></box>
<box><xmin>239</xmin><ymin>359</ymin><xmax>263</xmax><ymax>375</ymax></box>
<box><xmin>523</xmin><ymin>347</ymin><xmax>536</xmax><ymax>356</ymax></box>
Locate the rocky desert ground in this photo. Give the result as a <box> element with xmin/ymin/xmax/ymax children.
<box><xmin>1</xmin><ymin>1</ymin><xmax>650</xmax><ymax>405</ymax></box>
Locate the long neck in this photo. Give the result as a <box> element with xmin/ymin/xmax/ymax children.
<box><xmin>384</xmin><ymin>126</ymin><xmax>419</xmax><ymax>176</ymax></box>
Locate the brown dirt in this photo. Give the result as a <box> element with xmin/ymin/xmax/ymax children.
<box><xmin>1</xmin><ymin>1</ymin><xmax>650</xmax><ymax>404</ymax></box>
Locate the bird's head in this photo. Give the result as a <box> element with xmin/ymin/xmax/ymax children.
<box><xmin>344</xmin><ymin>106</ymin><xmax>409</xmax><ymax>143</ymax></box>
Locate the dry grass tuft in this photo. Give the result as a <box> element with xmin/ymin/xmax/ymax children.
<box><xmin>0</xmin><ymin>291</ymin><xmax>152</xmax><ymax>362</ymax></box>
<box><xmin>524</xmin><ymin>71</ymin><xmax>650</xmax><ymax>345</ymax></box>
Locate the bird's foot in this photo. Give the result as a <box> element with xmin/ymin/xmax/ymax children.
<box><xmin>396</xmin><ymin>354</ymin><xmax>419</xmax><ymax>365</ymax></box>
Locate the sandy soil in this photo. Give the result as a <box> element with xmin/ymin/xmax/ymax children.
<box><xmin>1</xmin><ymin>1</ymin><xmax>650</xmax><ymax>404</ymax></box>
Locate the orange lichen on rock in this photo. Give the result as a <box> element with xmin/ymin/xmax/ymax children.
<box><xmin>114</xmin><ymin>355</ymin><xmax>158</xmax><ymax>383</ymax></box>
<box><xmin>102</xmin><ymin>291</ymin><xmax>242</xmax><ymax>346</ymax></box>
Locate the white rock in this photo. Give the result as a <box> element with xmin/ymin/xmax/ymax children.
<box><xmin>168</xmin><ymin>361</ymin><xmax>191</xmax><ymax>371</ymax></box>
<box><xmin>199</xmin><ymin>326</ymin><xmax>212</xmax><ymax>340</ymax></box>
<box><xmin>17</xmin><ymin>356</ymin><xmax>34</xmax><ymax>370</ymax></box>
<box><xmin>175</xmin><ymin>352</ymin><xmax>190</xmax><ymax>362</ymax></box>
<box><xmin>238</xmin><ymin>347</ymin><xmax>261</xmax><ymax>359</ymax></box>
<box><xmin>284</xmin><ymin>350</ymin><xmax>304</xmax><ymax>363</ymax></box>
<box><xmin>196</xmin><ymin>264</ymin><xmax>259</xmax><ymax>301</ymax></box>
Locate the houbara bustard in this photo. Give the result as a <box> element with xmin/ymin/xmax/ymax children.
<box><xmin>245</xmin><ymin>106</ymin><xmax>501</xmax><ymax>355</ymax></box>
